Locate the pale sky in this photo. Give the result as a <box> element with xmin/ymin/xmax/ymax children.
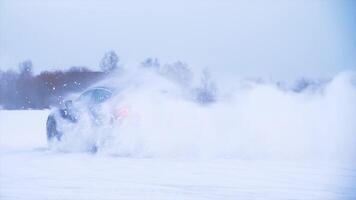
<box><xmin>0</xmin><ymin>0</ymin><xmax>355</xmax><ymax>80</ymax></box>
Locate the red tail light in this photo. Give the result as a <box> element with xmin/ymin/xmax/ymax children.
<box><xmin>114</xmin><ymin>107</ymin><xmax>129</xmax><ymax>120</ymax></box>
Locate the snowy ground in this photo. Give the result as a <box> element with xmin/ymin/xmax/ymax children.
<box><xmin>0</xmin><ymin>110</ymin><xmax>356</xmax><ymax>200</ymax></box>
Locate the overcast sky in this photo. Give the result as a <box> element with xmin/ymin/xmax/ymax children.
<box><xmin>0</xmin><ymin>0</ymin><xmax>355</xmax><ymax>80</ymax></box>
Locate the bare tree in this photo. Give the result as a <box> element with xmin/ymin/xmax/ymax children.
<box><xmin>141</xmin><ymin>57</ymin><xmax>160</xmax><ymax>70</ymax></box>
<box><xmin>100</xmin><ymin>51</ymin><xmax>119</xmax><ymax>73</ymax></box>
<box><xmin>194</xmin><ymin>68</ymin><xmax>217</xmax><ymax>104</ymax></box>
<box><xmin>160</xmin><ymin>61</ymin><xmax>193</xmax><ymax>86</ymax></box>
<box><xmin>18</xmin><ymin>60</ymin><xmax>33</xmax><ymax>77</ymax></box>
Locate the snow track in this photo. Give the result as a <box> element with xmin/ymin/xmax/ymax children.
<box><xmin>0</xmin><ymin>110</ymin><xmax>356</xmax><ymax>199</ymax></box>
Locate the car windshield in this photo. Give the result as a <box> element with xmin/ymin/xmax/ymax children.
<box><xmin>79</xmin><ymin>88</ymin><xmax>112</xmax><ymax>104</ymax></box>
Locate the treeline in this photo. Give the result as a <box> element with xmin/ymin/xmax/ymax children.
<box><xmin>0</xmin><ymin>51</ymin><xmax>119</xmax><ymax>109</ymax></box>
<box><xmin>0</xmin><ymin>50</ymin><xmax>219</xmax><ymax>109</ymax></box>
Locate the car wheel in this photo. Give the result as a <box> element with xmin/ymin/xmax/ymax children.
<box><xmin>46</xmin><ymin>114</ymin><xmax>62</xmax><ymax>141</ymax></box>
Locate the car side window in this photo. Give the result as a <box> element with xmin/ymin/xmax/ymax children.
<box><xmin>92</xmin><ymin>89</ymin><xmax>112</xmax><ymax>103</ymax></box>
<box><xmin>79</xmin><ymin>88</ymin><xmax>112</xmax><ymax>104</ymax></box>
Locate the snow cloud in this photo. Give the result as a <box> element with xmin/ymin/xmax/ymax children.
<box><xmin>54</xmin><ymin>67</ymin><xmax>356</xmax><ymax>162</ymax></box>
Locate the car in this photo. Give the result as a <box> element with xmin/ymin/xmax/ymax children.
<box><xmin>46</xmin><ymin>86</ymin><xmax>128</xmax><ymax>152</ymax></box>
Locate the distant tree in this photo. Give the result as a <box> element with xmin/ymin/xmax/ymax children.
<box><xmin>292</xmin><ymin>78</ymin><xmax>309</xmax><ymax>92</ymax></box>
<box><xmin>68</xmin><ymin>66</ymin><xmax>91</xmax><ymax>73</ymax></box>
<box><xmin>160</xmin><ymin>61</ymin><xmax>193</xmax><ymax>86</ymax></box>
<box><xmin>291</xmin><ymin>78</ymin><xmax>330</xmax><ymax>93</ymax></box>
<box><xmin>0</xmin><ymin>70</ymin><xmax>19</xmax><ymax>108</ymax></box>
<box><xmin>194</xmin><ymin>68</ymin><xmax>217</xmax><ymax>104</ymax></box>
<box><xmin>16</xmin><ymin>60</ymin><xmax>35</xmax><ymax>108</ymax></box>
<box><xmin>100</xmin><ymin>51</ymin><xmax>119</xmax><ymax>73</ymax></box>
<box><xmin>0</xmin><ymin>63</ymin><xmax>107</xmax><ymax>109</ymax></box>
<box><xmin>18</xmin><ymin>60</ymin><xmax>33</xmax><ymax>77</ymax></box>
<box><xmin>141</xmin><ymin>57</ymin><xmax>160</xmax><ymax>70</ymax></box>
